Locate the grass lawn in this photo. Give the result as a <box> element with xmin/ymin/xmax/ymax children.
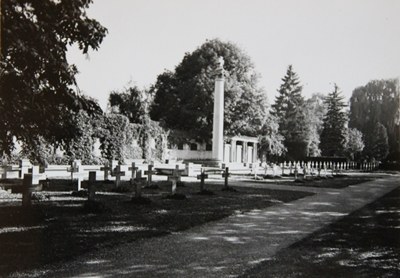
<box><xmin>262</xmin><ymin>174</ymin><xmax>373</xmax><ymax>189</ymax></box>
<box><xmin>0</xmin><ymin>180</ymin><xmax>311</xmax><ymax>276</ymax></box>
<box><xmin>0</xmin><ymin>174</ymin><xmax>383</xmax><ymax>276</ymax></box>
<box><xmin>241</xmin><ymin>186</ymin><xmax>400</xmax><ymax>278</ymax></box>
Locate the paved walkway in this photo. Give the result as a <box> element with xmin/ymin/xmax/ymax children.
<box><xmin>18</xmin><ymin>174</ymin><xmax>399</xmax><ymax>278</ymax></box>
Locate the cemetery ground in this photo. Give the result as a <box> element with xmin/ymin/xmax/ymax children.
<box><xmin>0</xmin><ymin>176</ymin><xmax>311</xmax><ymax>276</ymax></box>
<box><xmin>241</xmin><ymin>185</ymin><xmax>400</xmax><ymax>278</ymax></box>
<box><xmin>0</xmin><ymin>173</ymin><xmax>398</xmax><ymax>277</ymax></box>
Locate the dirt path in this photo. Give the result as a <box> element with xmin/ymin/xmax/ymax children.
<box><xmin>12</xmin><ymin>174</ymin><xmax>399</xmax><ymax>278</ymax></box>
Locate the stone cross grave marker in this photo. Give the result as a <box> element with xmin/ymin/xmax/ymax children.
<box><xmin>0</xmin><ymin>165</ymin><xmax>12</xmax><ymax>179</ymax></box>
<box><xmin>22</xmin><ymin>166</ymin><xmax>46</xmax><ymax>207</ymax></box>
<box><xmin>111</xmin><ymin>164</ymin><xmax>125</xmax><ymax>188</ymax></box>
<box><xmin>133</xmin><ymin>170</ymin><xmax>146</xmax><ymax>197</ymax></box>
<box><xmin>100</xmin><ymin>161</ymin><xmax>112</xmax><ymax>181</ymax></box>
<box><xmin>88</xmin><ymin>171</ymin><xmax>96</xmax><ymax>201</ymax></box>
<box><xmin>129</xmin><ymin>162</ymin><xmax>138</xmax><ymax>181</ymax></box>
<box><xmin>19</xmin><ymin>159</ymin><xmax>31</xmax><ymax>178</ymax></box>
<box><xmin>197</xmin><ymin>170</ymin><xmax>209</xmax><ymax>192</ymax></box>
<box><xmin>67</xmin><ymin>160</ymin><xmax>85</xmax><ymax>191</ymax></box>
<box><xmin>144</xmin><ymin>164</ymin><xmax>157</xmax><ymax>187</ymax></box>
<box><xmin>294</xmin><ymin>163</ymin><xmax>299</xmax><ymax>180</ymax></box>
<box><xmin>169</xmin><ymin>167</ymin><xmax>181</xmax><ymax>195</ymax></box>
<box><xmin>222</xmin><ymin>167</ymin><xmax>230</xmax><ymax>189</ymax></box>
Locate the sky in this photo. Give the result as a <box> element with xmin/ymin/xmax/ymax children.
<box><xmin>67</xmin><ymin>0</ymin><xmax>400</xmax><ymax>111</ymax></box>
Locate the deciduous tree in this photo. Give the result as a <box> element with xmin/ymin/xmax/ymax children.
<box><xmin>150</xmin><ymin>39</ymin><xmax>268</xmax><ymax>141</ymax></box>
<box><xmin>344</xmin><ymin>127</ymin><xmax>364</xmax><ymax>160</ymax></box>
<box><xmin>108</xmin><ymin>85</ymin><xmax>150</xmax><ymax>124</ymax></box>
<box><xmin>0</xmin><ymin>0</ymin><xmax>107</xmax><ymax>154</ymax></box>
<box><xmin>349</xmin><ymin>78</ymin><xmax>400</xmax><ymax>161</ymax></box>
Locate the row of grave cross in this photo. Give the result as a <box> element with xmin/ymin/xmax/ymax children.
<box><xmin>197</xmin><ymin>167</ymin><xmax>231</xmax><ymax>191</ymax></box>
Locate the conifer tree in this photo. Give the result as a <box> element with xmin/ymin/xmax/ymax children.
<box><xmin>320</xmin><ymin>84</ymin><xmax>347</xmax><ymax>157</ymax></box>
<box><xmin>271</xmin><ymin>65</ymin><xmax>307</xmax><ymax>160</ymax></box>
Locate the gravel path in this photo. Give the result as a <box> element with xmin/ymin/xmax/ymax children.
<box><xmin>12</xmin><ymin>174</ymin><xmax>399</xmax><ymax>278</ymax></box>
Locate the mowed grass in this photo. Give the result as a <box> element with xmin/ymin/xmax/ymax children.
<box><xmin>241</xmin><ymin>187</ymin><xmax>400</xmax><ymax>278</ymax></box>
<box><xmin>0</xmin><ymin>180</ymin><xmax>311</xmax><ymax>276</ymax></box>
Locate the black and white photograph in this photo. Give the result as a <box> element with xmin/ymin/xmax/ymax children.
<box><xmin>0</xmin><ymin>0</ymin><xmax>399</xmax><ymax>277</ymax></box>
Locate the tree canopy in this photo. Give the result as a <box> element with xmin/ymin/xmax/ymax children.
<box><xmin>0</xmin><ymin>0</ymin><xmax>107</xmax><ymax>155</ymax></box>
<box><xmin>108</xmin><ymin>85</ymin><xmax>150</xmax><ymax>124</ymax></box>
<box><xmin>303</xmin><ymin>93</ymin><xmax>328</xmax><ymax>157</ymax></box>
<box><xmin>271</xmin><ymin>65</ymin><xmax>308</xmax><ymax>160</ymax></box>
<box><xmin>349</xmin><ymin>78</ymin><xmax>400</xmax><ymax>161</ymax></box>
<box><xmin>150</xmin><ymin>39</ymin><xmax>268</xmax><ymax>142</ymax></box>
<box><xmin>320</xmin><ymin>84</ymin><xmax>347</xmax><ymax>157</ymax></box>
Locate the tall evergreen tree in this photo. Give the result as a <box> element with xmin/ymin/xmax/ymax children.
<box><xmin>320</xmin><ymin>84</ymin><xmax>347</xmax><ymax>157</ymax></box>
<box><xmin>271</xmin><ymin>65</ymin><xmax>307</xmax><ymax>160</ymax></box>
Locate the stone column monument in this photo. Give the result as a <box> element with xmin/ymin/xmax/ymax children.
<box><xmin>212</xmin><ymin>57</ymin><xmax>225</xmax><ymax>163</ymax></box>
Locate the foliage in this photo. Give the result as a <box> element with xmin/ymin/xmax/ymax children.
<box><xmin>108</xmin><ymin>85</ymin><xmax>150</xmax><ymax>124</ymax></box>
<box><xmin>98</xmin><ymin>113</ymin><xmax>168</xmax><ymax>163</ymax></box>
<box><xmin>19</xmin><ymin>110</ymin><xmax>104</xmax><ymax>165</ymax></box>
<box><xmin>344</xmin><ymin>128</ymin><xmax>364</xmax><ymax>160</ymax></box>
<box><xmin>0</xmin><ymin>0</ymin><xmax>107</xmax><ymax>155</ymax></box>
<box><xmin>98</xmin><ymin>114</ymin><xmax>140</xmax><ymax>162</ymax></box>
<box><xmin>62</xmin><ymin>110</ymin><xmax>103</xmax><ymax>164</ymax></box>
<box><xmin>20</xmin><ymin>136</ymin><xmax>56</xmax><ymax>166</ymax></box>
<box><xmin>362</xmin><ymin>122</ymin><xmax>389</xmax><ymax>162</ymax></box>
<box><xmin>349</xmin><ymin>78</ymin><xmax>400</xmax><ymax>161</ymax></box>
<box><xmin>150</xmin><ymin>38</ymin><xmax>268</xmax><ymax>141</ymax></box>
<box><xmin>271</xmin><ymin>65</ymin><xmax>308</xmax><ymax>160</ymax></box>
<box><xmin>320</xmin><ymin>84</ymin><xmax>348</xmax><ymax>157</ymax></box>
<box><xmin>258</xmin><ymin>113</ymin><xmax>286</xmax><ymax>160</ymax></box>
<box><xmin>137</xmin><ymin>115</ymin><xmax>169</xmax><ymax>162</ymax></box>
<box><xmin>303</xmin><ymin>94</ymin><xmax>328</xmax><ymax>157</ymax></box>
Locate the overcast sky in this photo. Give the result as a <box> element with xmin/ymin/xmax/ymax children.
<box><xmin>67</xmin><ymin>0</ymin><xmax>400</xmax><ymax>110</ymax></box>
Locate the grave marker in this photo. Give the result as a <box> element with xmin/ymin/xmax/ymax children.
<box><xmin>111</xmin><ymin>164</ymin><xmax>125</xmax><ymax>188</ymax></box>
<box><xmin>19</xmin><ymin>159</ymin><xmax>31</xmax><ymax>178</ymax></box>
<box><xmin>128</xmin><ymin>162</ymin><xmax>138</xmax><ymax>181</ymax></box>
<box><xmin>100</xmin><ymin>161</ymin><xmax>112</xmax><ymax>181</ymax></box>
<box><xmin>197</xmin><ymin>171</ymin><xmax>209</xmax><ymax>192</ymax></box>
<box><xmin>67</xmin><ymin>161</ymin><xmax>85</xmax><ymax>191</ymax></box>
<box><xmin>294</xmin><ymin>163</ymin><xmax>299</xmax><ymax>180</ymax></box>
<box><xmin>144</xmin><ymin>164</ymin><xmax>157</xmax><ymax>187</ymax></box>
<box><xmin>169</xmin><ymin>168</ymin><xmax>181</xmax><ymax>195</ymax></box>
<box><xmin>222</xmin><ymin>167</ymin><xmax>230</xmax><ymax>189</ymax></box>
<box><xmin>133</xmin><ymin>170</ymin><xmax>146</xmax><ymax>197</ymax></box>
<box><xmin>88</xmin><ymin>171</ymin><xmax>96</xmax><ymax>201</ymax></box>
<box><xmin>22</xmin><ymin>168</ymin><xmax>46</xmax><ymax>207</ymax></box>
<box><xmin>0</xmin><ymin>165</ymin><xmax>12</xmax><ymax>179</ymax></box>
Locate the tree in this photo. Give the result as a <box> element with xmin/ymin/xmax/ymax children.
<box><xmin>349</xmin><ymin>78</ymin><xmax>400</xmax><ymax>161</ymax></box>
<box><xmin>344</xmin><ymin>127</ymin><xmax>364</xmax><ymax>160</ymax></box>
<box><xmin>320</xmin><ymin>84</ymin><xmax>347</xmax><ymax>157</ymax></box>
<box><xmin>258</xmin><ymin>113</ymin><xmax>286</xmax><ymax>160</ymax></box>
<box><xmin>362</xmin><ymin>122</ymin><xmax>389</xmax><ymax>161</ymax></box>
<box><xmin>19</xmin><ymin>109</ymin><xmax>103</xmax><ymax>165</ymax></box>
<box><xmin>108</xmin><ymin>85</ymin><xmax>150</xmax><ymax>124</ymax></box>
<box><xmin>150</xmin><ymin>39</ymin><xmax>268</xmax><ymax>141</ymax></box>
<box><xmin>0</xmin><ymin>0</ymin><xmax>107</xmax><ymax>155</ymax></box>
<box><xmin>271</xmin><ymin>65</ymin><xmax>308</xmax><ymax>160</ymax></box>
<box><xmin>303</xmin><ymin>93</ymin><xmax>328</xmax><ymax>157</ymax></box>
